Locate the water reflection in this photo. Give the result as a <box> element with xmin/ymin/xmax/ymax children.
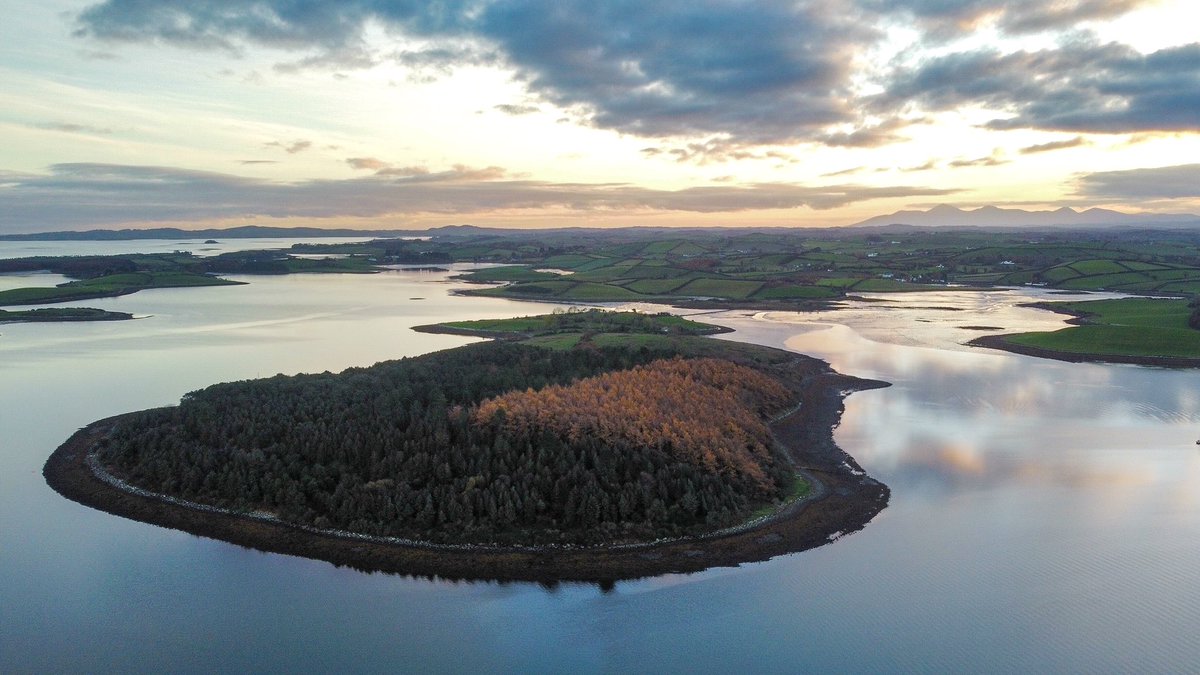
<box><xmin>4</xmin><ymin>266</ymin><xmax>1199</xmax><ymax>672</ymax></box>
<box><xmin>0</xmin><ymin>237</ymin><xmax>378</xmax><ymax>260</ymax></box>
<box><xmin>699</xmin><ymin>287</ymin><xmax>1200</xmax><ymax>516</ymax></box>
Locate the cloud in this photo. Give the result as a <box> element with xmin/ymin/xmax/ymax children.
<box><xmin>72</xmin><ymin>0</ymin><xmax>1193</xmax><ymax>149</ymax></box>
<box><xmin>265</xmin><ymin>139</ymin><xmax>312</xmax><ymax>154</ymax></box>
<box><xmin>864</xmin><ymin>0</ymin><xmax>1154</xmax><ymax>38</ymax></box>
<box><xmin>346</xmin><ymin>157</ymin><xmax>391</xmax><ymax>171</ymax></box>
<box><xmin>0</xmin><ymin>162</ymin><xmax>957</xmax><ymax>231</ymax></box>
<box><xmin>949</xmin><ymin>150</ymin><xmax>1008</xmax><ymax>168</ymax></box>
<box><xmin>817</xmin><ymin>118</ymin><xmax>913</xmax><ymax>148</ymax></box>
<box><xmin>237</xmin><ymin>160</ymin><xmax>279</xmax><ymax>165</ymax></box>
<box><xmin>73</xmin><ymin>0</ymin><xmax>879</xmax><ymax>147</ymax></box>
<box><xmin>35</xmin><ymin>121</ymin><xmax>114</xmax><ymax>135</ymax></box>
<box><xmin>1020</xmin><ymin>137</ymin><xmax>1087</xmax><ymax>154</ymax></box>
<box><xmin>874</xmin><ymin>41</ymin><xmax>1200</xmax><ymax>134</ymax></box>
<box><xmin>640</xmin><ymin>139</ymin><xmax>795</xmax><ymax>165</ymax></box>
<box><xmin>821</xmin><ymin>166</ymin><xmax>863</xmax><ymax>177</ymax></box>
<box><xmin>493</xmin><ymin>103</ymin><xmax>539</xmax><ymax>116</ymax></box>
<box><xmin>1074</xmin><ymin>164</ymin><xmax>1200</xmax><ymax>200</ymax></box>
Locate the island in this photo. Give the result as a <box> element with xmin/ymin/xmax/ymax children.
<box><xmin>0</xmin><ymin>307</ymin><xmax>134</xmax><ymax>324</ymax></box>
<box><xmin>44</xmin><ymin>310</ymin><xmax>889</xmax><ymax>582</ymax></box>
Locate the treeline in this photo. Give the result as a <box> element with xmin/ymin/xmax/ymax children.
<box><xmin>98</xmin><ymin>342</ymin><xmax>795</xmax><ymax>545</ymax></box>
<box><xmin>1190</xmin><ymin>297</ymin><xmax>1200</xmax><ymax>330</ymax></box>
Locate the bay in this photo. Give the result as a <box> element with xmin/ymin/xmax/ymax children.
<box><xmin>2</xmin><ymin>243</ymin><xmax>1197</xmax><ymax>673</ymax></box>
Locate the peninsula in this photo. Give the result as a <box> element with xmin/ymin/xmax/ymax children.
<box><xmin>44</xmin><ymin>310</ymin><xmax>889</xmax><ymax>581</ymax></box>
<box><xmin>969</xmin><ymin>297</ymin><xmax>1200</xmax><ymax>367</ymax></box>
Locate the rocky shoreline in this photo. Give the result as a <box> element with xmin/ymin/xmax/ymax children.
<box><xmin>44</xmin><ymin>366</ymin><xmax>890</xmax><ymax>583</ymax></box>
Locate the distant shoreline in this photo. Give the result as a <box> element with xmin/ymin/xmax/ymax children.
<box><xmin>44</xmin><ymin>364</ymin><xmax>889</xmax><ymax>583</ymax></box>
<box><xmin>0</xmin><ymin>308</ymin><xmax>135</xmax><ymax>325</ymax></box>
<box><xmin>968</xmin><ymin>301</ymin><xmax>1200</xmax><ymax>368</ymax></box>
<box><xmin>967</xmin><ymin>333</ymin><xmax>1200</xmax><ymax>368</ymax></box>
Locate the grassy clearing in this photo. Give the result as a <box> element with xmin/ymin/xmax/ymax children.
<box><xmin>747</xmin><ymin>475</ymin><xmax>812</xmax><ymax>521</ymax></box>
<box><xmin>521</xmin><ymin>333</ymin><xmax>584</xmax><ymax>350</ymax></box>
<box><xmin>440</xmin><ymin>309</ymin><xmax>722</xmax><ymax>338</ymax></box>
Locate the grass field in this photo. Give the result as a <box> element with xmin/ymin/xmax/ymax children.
<box><xmin>675</xmin><ymin>278</ymin><xmax>764</xmax><ymax>299</ymax></box>
<box><xmin>1001</xmin><ymin>298</ymin><xmax>1200</xmax><ymax>358</ymax></box>
<box><xmin>752</xmin><ymin>284</ymin><xmax>840</xmax><ymax>300</ymax></box>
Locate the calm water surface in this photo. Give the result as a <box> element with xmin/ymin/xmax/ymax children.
<box><xmin>2</xmin><ymin>246</ymin><xmax>1197</xmax><ymax>673</ymax></box>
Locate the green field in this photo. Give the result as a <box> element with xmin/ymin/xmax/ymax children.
<box><xmin>752</xmin><ymin>284</ymin><xmax>840</xmax><ymax>300</ymax></box>
<box><xmin>434</xmin><ymin>308</ymin><xmax>724</xmax><ymax>339</ymax></box>
<box><xmin>1000</xmin><ymin>298</ymin><xmax>1200</xmax><ymax>359</ymax></box>
<box><xmin>675</xmin><ymin>278</ymin><xmax>764</xmax><ymax>299</ymax></box>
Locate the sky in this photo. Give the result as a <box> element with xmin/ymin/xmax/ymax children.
<box><xmin>1</xmin><ymin>0</ymin><xmax>1198</xmax><ymax>233</ymax></box>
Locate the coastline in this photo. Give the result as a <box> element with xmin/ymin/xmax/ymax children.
<box><xmin>967</xmin><ymin>333</ymin><xmax>1200</xmax><ymax>368</ymax></box>
<box><xmin>43</xmin><ymin>363</ymin><xmax>890</xmax><ymax>583</ymax></box>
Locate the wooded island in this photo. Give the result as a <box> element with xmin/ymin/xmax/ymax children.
<box><xmin>45</xmin><ymin>310</ymin><xmax>889</xmax><ymax>580</ymax></box>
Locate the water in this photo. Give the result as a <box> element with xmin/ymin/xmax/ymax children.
<box><xmin>2</xmin><ymin>246</ymin><xmax>1198</xmax><ymax>673</ymax></box>
<box><xmin>0</xmin><ymin>237</ymin><xmax>378</xmax><ymax>260</ymax></box>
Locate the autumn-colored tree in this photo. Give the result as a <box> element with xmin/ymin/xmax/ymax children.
<box><xmin>475</xmin><ymin>358</ymin><xmax>789</xmax><ymax>494</ymax></box>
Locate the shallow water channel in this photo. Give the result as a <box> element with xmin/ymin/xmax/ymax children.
<box><xmin>2</xmin><ymin>245</ymin><xmax>1197</xmax><ymax>673</ymax></box>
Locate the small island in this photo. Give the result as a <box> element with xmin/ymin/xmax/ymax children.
<box><xmin>0</xmin><ymin>307</ymin><xmax>134</xmax><ymax>324</ymax></box>
<box><xmin>44</xmin><ymin>310</ymin><xmax>889</xmax><ymax>581</ymax></box>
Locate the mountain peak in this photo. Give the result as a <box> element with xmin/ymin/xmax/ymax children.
<box><xmin>851</xmin><ymin>205</ymin><xmax>1200</xmax><ymax>229</ymax></box>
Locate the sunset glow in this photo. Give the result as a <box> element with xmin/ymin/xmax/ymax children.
<box><xmin>1</xmin><ymin>0</ymin><xmax>1198</xmax><ymax>233</ymax></box>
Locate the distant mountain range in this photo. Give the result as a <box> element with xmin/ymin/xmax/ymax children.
<box><xmin>3</xmin><ymin>207</ymin><xmax>1199</xmax><ymax>241</ymax></box>
<box><xmin>851</xmin><ymin>205</ymin><xmax>1200</xmax><ymax>229</ymax></box>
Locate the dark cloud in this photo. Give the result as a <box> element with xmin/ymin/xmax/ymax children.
<box><xmin>875</xmin><ymin>41</ymin><xmax>1200</xmax><ymax>134</ymax></box>
<box><xmin>72</xmin><ymin>0</ymin><xmax>1195</xmax><ymax>150</ymax></box>
<box><xmin>73</xmin><ymin>0</ymin><xmax>878</xmax><ymax>147</ymax></box>
<box><xmin>237</xmin><ymin>160</ymin><xmax>279</xmax><ymax>165</ymax></box>
<box><xmin>1020</xmin><ymin>137</ymin><xmax>1087</xmax><ymax>154</ymax></box>
<box><xmin>1074</xmin><ymin>164</ymin><xmax>1200</xmax><ymax>200</ymax></box>
<box><xmin>0</xmin><ymin>162</ymin><xmax>956</xmax><ymax>231</ymax></box>
<box><xmin>472</xmin><ymin>1</ymin><xmax>877</xmax><ymax>145</ymax></box>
